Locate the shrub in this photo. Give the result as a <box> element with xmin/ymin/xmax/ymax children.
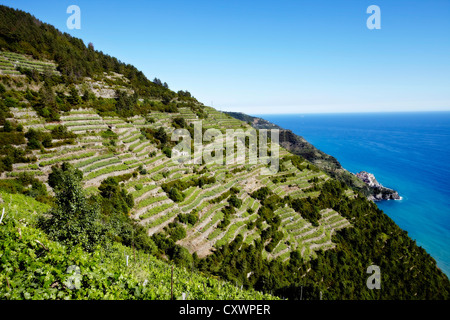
<box><xmin>37</xmin><ymin>170</ymin><xmax>107</xmax><ymax>252</ymax></box>
<box><xmin>25</xmin><ymin>128</ymin><xmax>52</xmax><ymax>149</ymax></box>
<box><xmin>48</xmin><ymin>162</ymin><xmax>83</xmax><ymax>190</ymax></box>
<box><xmin>228</xmin><ymin>194</ymin><xmax>242</xmax><ymax>208</ymax></box>
<box><xmin>27</xmin><ymin>138</ymin><xmax>41</xmax><ymax>150</ymax></box>
<box><xmin>177</xmin><ymin>213</ymin><xmax>198</xmax><ymax>226</ymax></box>
<box><xmin>138</xmin><ymin>165</ymin><xmax>147</xmax><ymax>175</ymax></box>
<box><xmin>51</xmin><ymin>125</ymin><xmax>76</xmax><ymax>139</ymax></box>
<box><xmin>162</xmin><ymin>146</ymin><xmax>171</xmax><ymax>158</ymax></box>
<box><xmin>166</xmin><ymin>223</ymin><xmax>186</xmax><ymax>242</ymax></box>
<box><xmin>3</xmin><ymin>120</ymin><xmax>12</xmax><ymax>132</ymax></box>
<box><xmin>168</xmin><ymin>187</ymin><xmax>184</xmax><ymax>202</ymax></box>
<box><xmin>0</xmin><ymin>132</ymin><xmax>26</xmax><ymax>146</ymax></box>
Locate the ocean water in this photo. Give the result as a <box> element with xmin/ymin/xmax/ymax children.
<box><xmin>256</xmin><ymin>112</ymin><xmax>450</xmax><ymax>277</ymax></box>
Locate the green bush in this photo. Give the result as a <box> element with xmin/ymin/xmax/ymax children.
<box><xmin>38</xmin><ymin>170</ymin><xmax>107</xmax><ymax>252</ymax></box>
<box><xmin>177</xmin><ymin>213</ymin><xmax>198</xmax><ymax>226</ymax></box>
<box><xmin>228</xmin><ymin>194</ymin><xmax>242</xmax><ymax>208</ymax></box>
<box><xmin>3</xmin><ymin>120</ymin><xmax>12</xmax><ymax>132</ymax></box>
<box><xmin>25</xmin><ymin>128</ymin><xmax>52</xmax><ymax>149</ymax></box>
<box><xmin>0</xmin><ymin>132</ymin><xmax>26</xmax><ymax>146</ymax></box>
<box><xmin>0</xmin><ymin>173</ymin><xmax>48</xmax><ymax>202</ymax></box>
<box><xmin>48</xmin><ymin>162</ymin><xmax>83</xmax><ymax>190</ymax></box>
<box><xmin>168</xmin><ymin>187</ymin><xmax>184</xmax><ymax>202</ymax></box>
<box><xmin>51</xmin><ymin>125</ymin><xmax>76</xmax><ymax>139</ymax></box>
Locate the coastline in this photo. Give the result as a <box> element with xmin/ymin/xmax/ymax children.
<box><xmin>225</xmin><ymin>111</ymin><xmax>402</xmax><ymax>201</ymax></box>
<box><xmin>251</xmin><ymin>112</ymin><xmax>450</xmax><ymax>277</ymax></box>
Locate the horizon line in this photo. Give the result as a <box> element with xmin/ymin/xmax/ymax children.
<box><xmin>219</xmin><ymin>109</ymin><xmax>450</xmax><ymax>115</ymax></box>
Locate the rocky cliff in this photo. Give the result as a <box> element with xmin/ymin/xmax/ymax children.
<box><xmin>355</xmin><ymin>171</ymin><xmax>401</xmax><ymax>201</ymax></box>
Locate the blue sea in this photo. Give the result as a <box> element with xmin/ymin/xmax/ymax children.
<box><xmin>255</xmin><ymin>112</ymin><xmax>450</xmax><ymax>277</ymax></box>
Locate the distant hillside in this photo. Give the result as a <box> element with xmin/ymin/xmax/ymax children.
<box><xmin>0</xmin><ymin>5</ymin><xmax>449</xmax><ymax>300</ymax></box>
<box><xmin>225</xmin><ymin>111</ymin><xmax>400</xmax><ymax>200</ymax></box>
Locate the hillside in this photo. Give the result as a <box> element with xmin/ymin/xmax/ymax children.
<box><xmin>0</xmin><ymin>192</ymin><xmax>275</xmax><ymax>300</ymax></box>
<box><xmin>225</xmin><ymin>111</ymin><xmax>401</xmax><ymax>200</ymax></box>
<box><xmin>0</xmin><ymin>5</ymin><xmax>449</xmax><ymax>300</ymax></box>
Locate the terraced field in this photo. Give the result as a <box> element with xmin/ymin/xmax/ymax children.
<box><xmin>4</xmin><ymin>102</ymin><xmax>352</xmax><ymax>263</ymax></box>
<box><xmin>0</xmin><ymin>50</ymin><xmax>59</xmax><ymax>75</ymax></box>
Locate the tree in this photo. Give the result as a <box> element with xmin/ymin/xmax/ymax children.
<box><xmin>155</xmin><ymin>126</ymin><xmax>168</xmax><ymax>145</ymax></box>
<box><xmin>48</xmin><ymin>162</ymin><xmax>83</xmax><ymax>190</ymax></box>
<box><xmin>168</xmin><ymin>187</ymin><xmax>184</xmax><ymax>202</ymax></box>
<box><xmin>51</xmin><ymin>125</ymin><xmax>75</xmax><ymax>139</ymax></box>
<box><xmin>67</xmin><ymin>85</ymin><xmax>81</xmax><ymax>106</ymax></box>
<box><xmin>169</xmin><ymin>224</ymin><xmax>186</xmax><ymax>242</ymax></box>
<box><xmin>3</xmin><ymin>120</ymin><xmax>12</xmax><ymax>132</ymax></box>
<box><xmin>99</xmin><ymin>177</ymin><xmax>119</xmax><ymax>199</ymax></box>
<box><xmin>39</xmin><ymin>83</ymin><xmax>55</xmax><ymax>106</ymax></box>
<box><xmin>229</xmin><ymin>194</ymin><xmax>242</xmax><ymax>208</ymax></box>
<box><xmin>82</xmin><ymin>89</ymin><xmax>90</xmax><ymax>102</ymax></box>
<box><xmin>42</xmin><ymin>135</ymin><xmax>53</xmax><ymax>148</ymax></box>
<box><xmin>114</xmin><ymin>89</ymin><xmax>136</xmax><ymax>117</ymax></box>
<box><xmin>38</xmin><ymin>167</ymin><xmax>106</xmax><ymax>251</ymax></box>
<box><xmin>172</xmin><ymin>117</ymin><xmax>186</xmax><ymax>129</ymax></box>
<box><xmin>171</xmin><ymin>245</ymin><xmax>193</xmax><ymax>268</ymax></box>
<box><xmin>161</xmin><ymin>92</ymin><xmax>173</xmax><ymax>105</ymax></box>
<box><xmin>98</xmin><ymin>176</ymin><xmax>134</xmax><ymax>216</ymax></box>
<box><xmin>177</xmin><ymin>90</ymin><xmax>191</xmax><ymax>98</ymax></box>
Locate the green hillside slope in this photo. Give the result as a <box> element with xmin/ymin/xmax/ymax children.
<box><xmin>0</xmin><ymin>5</ymin><xmax>449</xmax><ymax>300</ymax></box>
<box><xmin>0</xmin><ymin>193</ymin><xmax>275</xmax><ymax>300</ymax></box>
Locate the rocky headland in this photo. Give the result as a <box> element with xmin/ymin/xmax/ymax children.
<box><xmin>355</xmin><ymin>171</ymin><xmax>401</xmax><ymax>201</ymax></box>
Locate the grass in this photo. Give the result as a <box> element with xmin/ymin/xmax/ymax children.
<box><xmin>14</xmin><ymin>163</ymin><xmax>39</xmax><ymax>170</ymax></box>
<box><xmin>180</xmin><ymin>188</ymin><xmax>202</xmax><ymax>207</ymax></box>
<box><xmin>202</xmin><ymin>210</ymin><xmax>224</xmax><ymax>232</ymax></box>
<box><xmin>0</xmin><ymin>191</ymin><xmax>51</xmax><ymax>225</ymax></box>
<box><xmin>199</xmin><ymin>203</ymin><xmax>224</xmax><ymax>225</ymax></box>
<box><xmin>7</xmin><ymin>171</ymin><xmax>45</xmax><ymax>177</ymax></box>
<box><xmin>123</xmin><ymin>133</ymin><xmax>142</xmax><ymax>144</ymax></box>
<box><xmin>64</xmin><ymin>121</ymin><xmax>104</xmax><ymax>127</ymax></box>
<box><xmin>71</xmin><ymin>126</ymin><xmax>107</xmax><ymax>132</ymax></box>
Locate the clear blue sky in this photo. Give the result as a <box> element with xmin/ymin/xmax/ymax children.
<box><xmin>2</xmin><ymin>0</ymin><xmax>450</xmax><ymax>114</ymax></box>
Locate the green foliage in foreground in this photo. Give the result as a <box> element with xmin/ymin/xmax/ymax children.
<box><xmin>0</xmin><ymin>217</ymin><xmax>276</xmax><ymax>300</ymax></box>
<box><xmin>0</xmin><ymin>173</ymin><xmax>50</xmax><ymax>204</ymax></box>
<box><xmin>37</xmin><ymin>169</ymin><xmax>107</xmax><ymax>252</ymax></box>
<box><xmin>0</xmin><ymin>191</ymin><xmax>50</xmax><ymax>225</ymax></box>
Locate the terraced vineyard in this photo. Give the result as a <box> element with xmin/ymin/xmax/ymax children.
<box><xmin>0</xmin><ymin>51</ymin><xmax>59</xmax><ymax>75</ymax></box>
<box><xmin>0</xmin><ymin>48</ymin><xmax>355</xmax><ymax>265</ymax></box>
<box><xmin>2</xmin><ymin>97</ymin><xmax>354</xmax><ymax>263</ymax></box>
